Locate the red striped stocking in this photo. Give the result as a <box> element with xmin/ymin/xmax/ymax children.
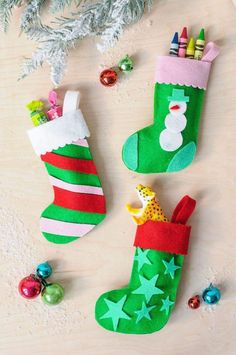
<box><xmin>28</xmin><ymin>91</ymin><xmax>106</xmax><ymax>244</ymax></box>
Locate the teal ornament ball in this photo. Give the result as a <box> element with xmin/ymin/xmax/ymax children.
<box><xmin>118</xmin><ymin>55</ymin><xmax>134</xmax><ymax>73</ymax></box>
<box><xmin>36</xmin><ymin>262</ymin><xmax>53</xmax><ymax>279</ymax></box>
<box><xmin>41</xmin><ymin>283</ymin><xmax>64</xmax><ymax>305</ymax></box>
<box><xmin>202</xmin><ymin>284</ymin><xmax>221</xmax><ymax>305</ymax></box>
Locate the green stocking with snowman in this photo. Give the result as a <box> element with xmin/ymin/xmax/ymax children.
<box><xmin>122</xmin><ymin>42</ymin><xmax>220</xmax><ymax>173</ymax></box>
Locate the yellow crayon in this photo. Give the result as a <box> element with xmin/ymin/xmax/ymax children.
<box><xmin>186</xmin><ymin>37</ymin><xmax>195</xmax><ymax>59</ymax></box>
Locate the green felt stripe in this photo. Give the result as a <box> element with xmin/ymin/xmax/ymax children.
<box><xmin>53</xmin><ymin>144</ymin><xmax>92</xmax><ymax>160</ymax></box>
<box><xmin>41</xmin><ymin>204</ymin><xmax>106</xmax><ymax>224</ymax></box>
<box><xmin>44</xmin><ymin>163</ymin><xmax>102</xmax><ymax>187</ymax></box>
<box><xmin>42</xmin><ymin>231</ymin><xmax>79</xmax><ymax>244</ymax></box>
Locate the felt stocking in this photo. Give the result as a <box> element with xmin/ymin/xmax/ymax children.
<box><xmin>27</xmin><ymin>91</ymin><xmax>106</xmax><ymax>244</ymax></box>
<box><xmin>122</xmin><ymin>42</ymin><xmax>219</xmax><ymax>173</ymax></box>
<box><xmin>95</xmin><ymin>188</ymin><xmax>196</xmax><ymax>334</ymax></box>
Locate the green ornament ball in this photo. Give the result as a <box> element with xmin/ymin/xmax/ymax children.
<box><xmin>41</xmin><ymin>283</ymin><xmax>64</xmax><ymax>305</ymax></box>
<box><xmin>118</xmin><ymin>55</ymin><xmax>134</xmax><ymax>73</ymax></box>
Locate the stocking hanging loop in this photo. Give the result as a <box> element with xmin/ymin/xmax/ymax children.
<box><xmin>202</xmin><ymin>42</ymin><xmax>220</xmax><ymax>63</ymax></box>
<box><xmin>63</xmin><ymin>90</ymin><xmax>81</xmax><ymax>114</ymax></box>
<box><xmin>171</xmin><ymin>195</ymin><xmax>196</xmax><ymax>224</ymax></box>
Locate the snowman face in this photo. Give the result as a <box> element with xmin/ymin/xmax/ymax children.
<box><xmin>169</xmin><ymin>101</ymin><xmax>187</xmax><ymax>116</ymax></box>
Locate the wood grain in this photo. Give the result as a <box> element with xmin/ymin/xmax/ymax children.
<box><xmin>0</xmin><ymin>0</ymin><xmax>235</xmax><ymax>354</ymax></box>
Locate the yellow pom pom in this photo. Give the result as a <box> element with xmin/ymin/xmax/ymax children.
<box><xmin>26</xmin><ymin>100</ymin><xmax>44</xmax><ymax>112</ymax></box>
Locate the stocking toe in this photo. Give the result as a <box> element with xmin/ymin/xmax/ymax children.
<box><xmin>122</xmin><ymin>133</ymin><xmax>138</xmax><ymax>171</ymax></box>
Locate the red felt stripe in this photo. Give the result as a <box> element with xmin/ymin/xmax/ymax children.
<box><xmin>134</xmin><ymin>221</ymin><xmax>191</xmax><ymax>255</ymax></box>
<box><xmin>41</xmin><ymin>152</ymin><xmax>97</xmax><ymax>175</ymax></box>
<box><xmin>53</xmin><ymin>186</ymin><xmax>106</xmax><ymax>214</ymax></box>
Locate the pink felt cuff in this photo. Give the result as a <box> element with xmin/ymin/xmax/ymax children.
<box><xmin>155</xmin><ymin>42</ymin><xmax>220</xmax><ymax>90</ymax></box>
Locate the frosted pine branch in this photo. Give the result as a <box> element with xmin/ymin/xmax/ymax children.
<box><xmin>50</xmin><ymin>0</ymin><xmax>82</xmax><ymax>13</ymax></box>
<box><xmin>20</xmin><ymin>0</ymin><xmax>46</xmax><ymax>31</ymax></box>
<box><xmin>2</xmin><ymin>0</ymin><xmax>153</xmax><ymax>84</ymax></box>
<box><xmin>0</xmin><ymin>0</ymin><xmax>22</xmax><ymax>31</ymax></box>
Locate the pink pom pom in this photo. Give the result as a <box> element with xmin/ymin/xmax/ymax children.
<box><xmin>47</xmin><ymin>90</ymin><xmax>62</xmax><ymax>120</ymax></box>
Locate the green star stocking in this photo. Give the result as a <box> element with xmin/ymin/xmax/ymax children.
<box><xmin>122</xmin><ymin>42</ymin><xmax>219</xmax><ymax>173</ymax></box>
<box><xmin>95</xmin><ymin>192</ymin><xmax>196</xmax><ymax>334</ymax></box>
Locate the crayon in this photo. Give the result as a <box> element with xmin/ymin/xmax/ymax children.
<box><xmin>194</xmin><ymin>28</ymin><xmax>205</xmax><ymax>60</ymax></box>
<box><xmin>186</xmin><ymin>37</ymin><xmax>195</xmax><ymax>59</ymax></box>
<box><xmin>178</xmin><ymin>27</ymin><xmax>188</xmax><ymax>57</ymax></box>
<box><xmin>169</xmin><ymin>32</ymin><xmax>179</xmax><ymax>56</ymax></box>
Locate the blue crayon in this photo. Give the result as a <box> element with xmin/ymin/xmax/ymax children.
<box><xmin>169</xmin><ymin>32</ymin><xmax>179</xmax><ymax>56</ymax></box>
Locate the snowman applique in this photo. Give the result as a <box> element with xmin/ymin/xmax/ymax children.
<box><xmin>159</xmin><ymin>89</ymin><xmax>189</xmax><ymax>152</ymax></box>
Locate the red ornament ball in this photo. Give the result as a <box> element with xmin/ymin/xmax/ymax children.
<box><xmin>18</xmin><ymin>274</ymin><xmax>42</xmax><ymax>299</ymax></box>
<box><xmin>188</xmin><ymin>295</ymin><xmax>201</xmax><ymax>309</ymax></box>
<box><xmin>100</xmin><ymin>69</ymin><xmax>118</xmax><ymax>87</ymax></box>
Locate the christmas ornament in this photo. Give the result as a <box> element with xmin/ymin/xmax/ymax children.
<box><xmin>41</xmin><ymin>283</ymin><xmax>64</xmax><ymax>305</ymax></box>
<box><xmin>47</xmin><ymin>90</ymin><xmax>63</xmax><ymax>120</ymax></box>
<box><xmin>188</xmin><ymin>295</ymin><xmax>201</xmax><ymax>309</ymax></box>
<box><xmin>19</xmin><ymin>262</ymin><xmax>64</xmax><ymax>305</ymax></box>
<box><xmin>36</xmin><ymin>261</ymin><xmax>53</xmax><ymax>279</ymax></box>
<box><xmin>122</xmin><ymin>41</ymin><xmax>220</xmax><ymax>173</ymax></box>
<box><xmin>202</xmin><ymin>284</ymin><xmax>221</xmax><ymax>305</ymax></box>
<box><xmin>118</xmin><ymin>55</ymin><xmax>134</xmax><ymax>73</ymax></box>
<box><xmin>100</xmin><ymin>69</ymin><xmax>118</xmax><ymax>87</ymax></box>
<box><xmin>95</xmin><ymin>185</ymin><xmax>196</xmax><ymax>334</ymax></box>
<box><xmin>27</xmin><ymin>90</ymin><xmax>106</xmax><ymax>244</ymax></box>
<box><xmin>18</xmin><ymin>274</ymin><xmax>42</xmax><ymax>299</ymax></box>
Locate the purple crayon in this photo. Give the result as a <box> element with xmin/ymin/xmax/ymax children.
<box><xmin>169</xmin><ymin>32</ymin><xmax>179</xmax><ymax>56</ymax></box>
<box><xmin>178</xmin><ymin>27</ymin><xmax>188</xmax><ymax>58</ymax></box>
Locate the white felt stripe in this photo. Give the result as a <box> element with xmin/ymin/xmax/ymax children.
<box><xmin>49</xmin><ymin>176</ymin><xmax>104</xmax><ymax>195</ymax></box>
<box><xmin>72</xmin><ymin>138</ymin><xmax>89</xmax><ymax>147</ymax></box>
<box><xmin>28</xmin><ymin>110</ymin><xmax>90</xmax><ymax>156</ymax></box>
<box><xmin>40</xmin><ymin>218</ymin><xmax>95</xmax><ymax>237</ymax></box>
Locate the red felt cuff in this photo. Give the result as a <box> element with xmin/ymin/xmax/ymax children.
<box><xmin>134</xmin><ymin>221</ymin><xmax>191</xmax><ymax>255</ymax></box>
<box><xmin>134</xmin><ymin>195</ymin><xmax>196</xmax><ymax>255</ymax></box>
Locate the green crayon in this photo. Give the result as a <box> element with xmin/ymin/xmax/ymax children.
<box><xmin>194</xmin><ymin>28</ymin><xmax>205</xmax><ymax>60</ymax></box>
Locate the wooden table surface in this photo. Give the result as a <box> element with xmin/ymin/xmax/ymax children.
<box><xmin>0</xmin><ymin>0</ymin><xmax>236</xmax><ymax>354</ymax></box>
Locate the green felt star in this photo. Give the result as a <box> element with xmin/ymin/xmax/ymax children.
<box><xmin>132</xmin><ymin>274</ymin><xmax>164</xmax><ymax>302</ymax></box>
<box><xmin>100</xmin><ymin>295</ymin><xmax>131</xmax><ymax>331</ymax></box>
<box><xmin>135</xmin><ymin>301</ymin><xmax>156</xmax><ymax>323</ymax></box>
<box><xmin>134</xmin><ymin>248</ymin><xmax>152</xmax><ymax>272</ymax></box>
<box><xmin>162</xmin><ymin>257</ymin><xmax>181</xmax><ymax>279</ymax></box>
<box><xmin>160</xmin><ymin>296</ymin><xmax>174</xmax><ymax>315</ymax></box>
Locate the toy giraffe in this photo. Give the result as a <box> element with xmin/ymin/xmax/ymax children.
<box><xmin>126</xmin><ymin>184</ymin><xmax>168</xmax><ymax>225</ymax></box>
